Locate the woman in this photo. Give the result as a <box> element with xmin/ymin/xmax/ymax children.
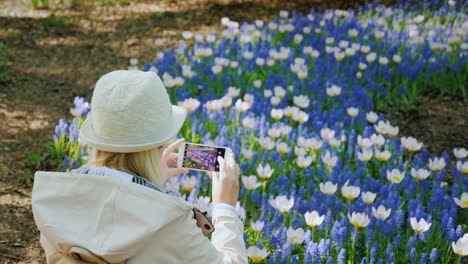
<box><xmin>31</xmin><ymin>70</ymin><xmax>248</xmax><ymax>263</ymax></box>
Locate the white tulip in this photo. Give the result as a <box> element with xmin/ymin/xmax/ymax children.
<box><xmin>375</xmin><ymin>149</ymin><xmax>391</xmax><ymax>161</ymax></box>
<box><xmin>321</xmin><ymin>150</ymin><xmax>338</xmax><ymax>167</ymax></box>
<box><xmin>401</xmin><ymin>136</ymin><xmax>423</xmax><ymax>152</ymax></box>
<box><xmin>357</xmin><ymin>135</ymin><xmax>372</xmax><ymax>149</ymax></box>
<box><xmin>178</xmin><ymin>98</ymin><xmax>200</xmax><ymax>112</ymax></box>
<box><xmin>256</xmin><ymin>163</ymin><xmax>275</xmax><ymax>179</ymax></box>
<box><xmin>274</xmin><ymin>86</ymin><xmax>286</xmax><ymax>98</ymax></box>
<box><xmin>293</xmin><ymin>95</ymin><xmax>310</xmax><ymax>109</ymax></box>
<box><xmin>271</xmin><ymin>109</ymin><xmax>283</xmax><ymax>120</ymax></box>
<box><xmin>454</xmin><ymin>148</ymin><xmax>468</xmax><ymax>159</ymax></box>
<box><xmin>341</xmin><ymin>181</ymin><xmax>361</xmax><ymax>200</ymax></box>
<box><xmin>410</xmin><ymin>168</ymin><xmax>431</xmax><ymax>181</ymax></box>
<box><xmin>370</xmin><ymin>134</ymin><xmax>385</xmax><ymax>146</ymax></box>
<box><xmin>268</xmin><ymin>127</ymin><xmax>281</xmax><ymax>139</ymax></box>
<box><xmin>242</xmin><ymin>117</ymin><xmax>256</xmax><ymax>129</ymax></box>
<box><xmin>326</xmin><ymin>84</ymin><xmax>342</xmax><ymax>96</ymax></box>
<box><xmin>366</xmin><ymin>111</ymin><xmax>379</xmax><ymax>123</ymax></box>
<box><xmin>357</xmin><ymin>149</ymin><xmax>373</xmax><ymax>162</ymax></box>
<box><xmin>276</xmin><ymin>142</ymin><xmax>291</xmax><ymax>154</ymax></box>
<box><xmin>296</xmin><ymin>155</ymin><xmax>314</xmax><ymax>168</ymax></box>
<box><xmin>348</xmin><ymin>212</ymin><xmax>370</xmax><ymax>228</ymax></box>
<box><xmin>304</xmin><ymin>211</ymin><xmax>325</xmax><ymax>227</ymax></box>
<box><xmin>320</xmin><ymin>128</ymin><xmax>336</xmax><ymax>141</ymax></box>
<box><xmin>247</xmin><ymin>247</ymin><xmax>269</xmax><ymax>262</ymax></box>
<box><xmin>374</xmin><ymin>120</ymin><xmax>391</xmax><ymax>134</ymax></box>
<box><xmin>235</xmin><ymin>99</ymin><xmax>252</xmax><ymax>113</ymax></box>
<box><xmin>428</xmin><ymin>157</ymin><xmax>446</xmax><ymax>172</ymax></box>
<box><xmin>241</xmin><ymin>148</ymin><xmax>254</xmax><ymax>160</ymax></box>
<box><xmin>181</xmin><ymin>175</ymin><xmax>197</xmax><ymax>192</ymax></box>
<box><xmin>387</xmin><ymin>169</ymin><xmax>405</xmax><ymax>184</ymax></box>
<box><xmin>258</xmin><ymin>137</ymin><xmax>276</xmax><ymax>150</ymax></box>
<box><xmin>242</xmin><ymin>175</ymin><xmax>263</xmax><ymax>191</ymax></box>
<box><xmin>454</xmin><ymin>192</ymin><xmax>468</xmax><ymax>208</ymax></box>
<box><xmin>452</xmin><ymin>235</ymin><xmax>468</xmax><ymax>256</ymax></box>
<box><xmin>457</xmin><ymin>160</ymin><xmax>468</xmax><ymax>173</ymax></box>
<box><xmin>287</xmin><ymin>227</ymin><xmax>305</xmax><ymax>245</ymax></box>
<box><xmin>294</xmin><ymin>146</ymin><xmax>307</xmax><ymax>157</ymax></box>
<box><xmin>269</xmin><ymin>195</ymin><xmax>294</xmax><ymax>213</ymax></box>
<box><xmin>347</xmin><ymin>107</ymin><xmax>359</xmax><ymax>117</ymax></box>
<box><xmin>250</xmin><ymin>220</ymin><xmax>265</xmax><ymax>233</ymax></box>
<box><xmin>362</xmin><ymin>191</ymin><xmax>377</xmax><ymax>204</ymax></box>
<box><xmin>319</xmin><ymin>181</ymin><xmax>338</xmax><ymax>195</ymax></box>
<box><xmin>372</xmin><ymin>205</ymin><xmax>391</xmax><ymax>221</ymax></box>
<box><xmin>410</xmin><ymin>217</ymin><xmax>431</xmax><ymax>233</ymax></box>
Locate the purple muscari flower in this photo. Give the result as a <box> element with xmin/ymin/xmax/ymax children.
<box><xmin>446</xmin><ymin>217</ymin><xmax>455</xmax><ymax>237</ymax></box>
<box><xmin>71</xmin><ymin>160</ymin><xmax>79</xmax><ymax>170</ymax></box>
<box><xmin>366</xmin><ymin>227</ymin><xmax>372</xmax><ymax>245</ymax></box>
<box><xmin>304</xmin><ymin>242</ymin><xmax>313</xmax><ymax>263</ymax></box>
<box><xmin>419</xmin><ymin>253</ymin><xmax>427</xmax><ymax>264</ymax></box>
<box><xmin>449</xmin><ymin>228</ymin><xmax>457</xmax><ymax>243</ymax></box>
<box><xmin>304</xmin><ymin>229</ymin><xmax>311</xmax><ymax>245</ymax></box>
<box><xmin>418</xmin><ymin>229</ymin><xmax>428</xmax><ymax>241</ymax></box>
<box><xmin>456</xmin><ymin>225</ymin><xmax>463</xmax><ymax>238</ymax></box>
<box><xmin>270</xmin><ymin>250</ymin><xmax>281</xmax><ymax>264</ymax></box>
<box><xmin>291</xmin><ymin>255</ymin><xmax>299</xmax><ymax>264</ymax></box>
<box><xmin>63</xmin><ymin>155</ymin><xmax>70</xmax><ymax>170</ymax></box>
<box><xmin>326</xmin><ymin>257</ymin><xmax>333</xmax><ymax>264</ymax></box>
<box><xmin>429</xmin><ymin>248</ymin><xmax>438</xmax><ymax>264</ymax></box>
<box><xmin>394</xmin><ymin>210</ymin><xmax>404</xmax><ymax>229</ymax></box>
<box><xmin>318</xmin><ymin>238</ymin><xmax>331</xmax><ymax>258</ymax></box>
<box><xmin>393</xmin><ymin>233</ymin><xmax>400</xmax><ymax>247</ymax></box>
<box><xmin>410</xmin><ymin>248</ymin><xmax>416</xmax><ymax>262</ymax></box>
<box><xmin>386</xmin><ymin>244</ymin><xmax>394</xmax><ymax>263</ymax></box>
<box><xmin>360</xmin><ymin>257</ymin><xmax>367</xmax><ymax>264</ymax></box>
<box><xmin>337</xmin><ymin>248</ymin><xmax>346</xmax><ymax>264</ymax></box>
<box><xmin>378</xmin><ymin>259</ymin><xmax>384</xmax><ymax>264</ymax></box>
<box><xmin>281</xmin><ymin>242</ymin><xmax>293</xmax><ymax>261</ymax></box>
<box><xmin>371</xmin><ymin>242</ymin><xmax>378</xmax><ymax>262</ymax></box>
<box><xmin>54</xmin><ymin>118</ymin><xmax>69</xmax><ymax>142</ymax></box>
<box><xmin>407</xmin><ymin>236</ymin><xmax>415</xmax><ymax>251</ymax></box>
<box><xmin>70</xmin><ymin>97</ymin><xmax>90</xmax><ymax>117</ymax></box>
<box><xmin>323</xmin><ymin>210</ymin><xmax>333</xmax><ymax>229</ymax></box>
<box><xmin>331</xmin><ymin>221</ymin><xmax>343</xmax><ymax>248</ymax></box>
<box><xmin>256</xmin><ymin>239</ymin><xmax>262</xmax><ymax>248</ymax></box>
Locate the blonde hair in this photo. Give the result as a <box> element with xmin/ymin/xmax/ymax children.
<box><xmin>71</xmin><ymin>145</ymin><xmax>165</xmax><ymax>186</ymax></box>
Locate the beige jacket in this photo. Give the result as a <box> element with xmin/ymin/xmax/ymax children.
<box><xmin>31</xmin><ymin>171</ymin><xmax>248</xmax><ymax>264</ymax></box>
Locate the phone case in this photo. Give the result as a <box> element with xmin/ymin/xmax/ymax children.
<box><xmin>192</xmin><ymin>207</ymin><xmax>215</xmax><ymax>235</ymax></box>
<box><xmin>178</xmin><ymin>142</ymin><xmax>232</xmax><ymax>173</ymax></box>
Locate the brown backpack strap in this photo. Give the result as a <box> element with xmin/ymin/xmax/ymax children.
<box><xmin>49</xmin><ymin>247</ymin><xmax>126</xmax><ymax>264</ymax></box>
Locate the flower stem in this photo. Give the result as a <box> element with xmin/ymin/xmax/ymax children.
<box><xmin>351</xmin><ymin>227</ymin><xmax>358</xmax><ymax>264</ymax></box>
<box><xmin>312</xmin><ymin>226</ymin><xmax>316</xmax><ymax>242</ymax></box>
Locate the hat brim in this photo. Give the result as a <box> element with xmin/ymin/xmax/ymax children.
<box><xmin>79</xmin><ymin>105</ymin><xmax>187</xmax><ymax>153</ymax></box>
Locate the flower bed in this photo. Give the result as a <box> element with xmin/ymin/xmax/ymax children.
<box><xmin>52</xmin><ymin>0</ymin><xmax>468</xmax><ymax>263</ymax></box>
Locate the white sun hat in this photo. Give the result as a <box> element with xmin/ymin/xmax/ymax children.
<box><xmin>79</xmin><ymin>70</ymin><xmax>187</xmax><ymax>153</ymax></box>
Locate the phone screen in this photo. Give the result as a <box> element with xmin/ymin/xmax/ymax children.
<box><xmin>183</xmin><ymin>143</ymin><xmax>226</xmax><ymax>172</ymax></box>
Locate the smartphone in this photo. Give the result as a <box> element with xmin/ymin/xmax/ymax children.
<box><xmin>177</xmin><ymin>142</ymin><xmax>232</xmax><ymax>172</ymax></box>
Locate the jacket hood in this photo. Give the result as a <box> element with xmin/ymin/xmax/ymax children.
<box><xmin>31</xmin><ymin>170</ymin><xmax>194</xmax><ymax>263</ymax></box>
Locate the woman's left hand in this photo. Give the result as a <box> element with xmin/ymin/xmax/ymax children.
<box><xmin>160</xmin><ymin>138</ymin><xmax>189</xmax><ymax>184</ymax></box>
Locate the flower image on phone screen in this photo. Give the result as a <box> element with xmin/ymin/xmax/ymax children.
<box><xmin>183</xmin><ymin>143</ymin><xmax>226</xmax><ymax>172</ymax></box>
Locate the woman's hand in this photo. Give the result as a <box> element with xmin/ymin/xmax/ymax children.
<box><xmin>160</xmin><ymin>138</ymin><xmax>189</xmax><ymax>184</ymax></box>
<box><xmin>211</xmin><ymin>152</ymin><xmax>240</xmax><ymax>206</ymax></box>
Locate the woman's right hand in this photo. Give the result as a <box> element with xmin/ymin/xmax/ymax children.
<box><xmin>211</xmin><ymin>152</ymin><xmax>240</xmax><ymax>207</ymax></box>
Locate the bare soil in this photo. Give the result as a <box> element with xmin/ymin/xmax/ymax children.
<box><xmin>0</xmin><ymin>0</ymin><xmax>466</xmax><ymax>263</ymax></box>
